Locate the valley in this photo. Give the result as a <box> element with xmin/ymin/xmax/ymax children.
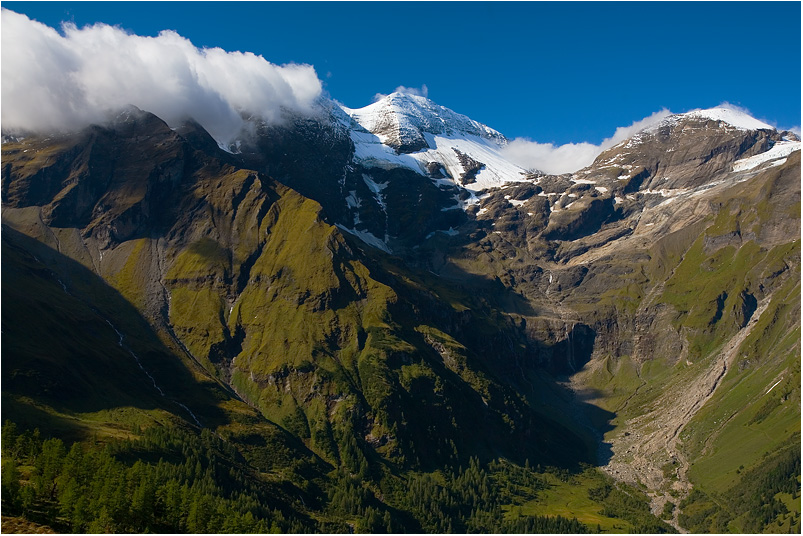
<box><xmin>1</xmin><ymin>93</ymin><xmax>799</xmax><ymax>533</ymax></box>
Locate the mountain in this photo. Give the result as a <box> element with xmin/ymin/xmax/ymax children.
<box><xmin>1</xmin><ymin>94</ymin><xmax>799</xmax><ymax>533</ymax></box>
<box><xmin>342</xmin><ymin>92</ymin><xmax>526</xmax><ymax>190</ymax></box>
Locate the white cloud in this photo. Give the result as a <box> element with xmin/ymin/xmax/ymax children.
<box><xmin>501</xmin><ymin>109</ymin><xmax>672</xmax><ymax>174</ymax></box>
<box><xmin>394</xmin><ymin>84</ymin><xmax>428</xmax><ymax>98</ymax></box>
<box><xmin>1</xmin><ymin>9</ymin><xmax>323</xmax><ymax>145</ymax></box>
<box><xmin>501</xmin><ymin>139</ymin><xmax>600</xmax><ymax>176</ymax></box>
<box><xmin>373</xmin><ymin>84</ymin><xmax>429</xmax><ymax>102</ymax></box>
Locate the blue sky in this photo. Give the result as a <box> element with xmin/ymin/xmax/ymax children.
<box><xmin>3</xmin><ymin>1</ymin><xmax>801</xmax><ymax>144</ymax></box>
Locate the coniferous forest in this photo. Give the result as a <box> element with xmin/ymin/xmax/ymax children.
<box><xmin>2</xmin><ymin>419</ymin><xmax>680</xmax><ymax>533</ymax></box>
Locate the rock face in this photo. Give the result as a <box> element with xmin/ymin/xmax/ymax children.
<box><xmin>592</xmin><ymin>109</ymin><xmax>782</xmax><ymax>191</ymax></box>
<box><xmin>2</xmin><ymin>97</ymin><xmax>800</xmax><ymax>532</ymax></box>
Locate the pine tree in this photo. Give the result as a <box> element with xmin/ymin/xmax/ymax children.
<box><xmin>1</xmin><ymin>457</ymin><xmax>21</xmax><ymax>509</ymax></box>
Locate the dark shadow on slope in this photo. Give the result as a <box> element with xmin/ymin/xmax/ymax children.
<box><xmin>346</xmin><ymin>234</ymin><xmax>612</xmax><ymax>469</ymax></box>
<box><xmin>357</xmin><ymin>231</ymin><xmax>618</xmax><ymax>468</ymax></box>
<box><xmin>524</xmin><ymin>328</ymin><xmax>616</xmax><ymax>466</ymax></box>
<box><xmin>1</xmin><ymin>225</ymin><xmax>229</xmax><ymax>435</ymax></box>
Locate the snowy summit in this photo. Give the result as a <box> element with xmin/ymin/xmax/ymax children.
<box><xmin>341</xmin><ymin>92</ymin><xmax>529</xmax><ymax>192</ymax></box>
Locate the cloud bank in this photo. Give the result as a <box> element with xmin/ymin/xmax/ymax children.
<box><xmin>501</xmin><ymin>109</ymin><xmax>672</xmax><ymax>174</ymax></box>
<box><xmin>1</xmin><ymin>9</ymin><xmax>323</xmax><ymax>144</ymax></box>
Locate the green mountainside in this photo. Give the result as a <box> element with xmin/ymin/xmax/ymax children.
<box><xmin>1</xmin><ymin>106</ymin><xmax>799</xmax><ymax>533</ymax></box>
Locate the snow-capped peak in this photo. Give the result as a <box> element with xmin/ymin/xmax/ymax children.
<box><xmin>342</xmin><ymin>92</ymin><xmax>507</xmax><ymax>152</ymax></box>
<box><xmin>648</xmin><ymin>106</ymin><xmax>775</xmax><ymax>133</ymax></box>
<box><xmin>613</xmin><ymin>105</ymin><xmax>777</xmax><ymax>152</ymax></box>
<box><xmin>340</xmin><ymin>93</ymin><xmax>529</xmax><ymax>192</ymax></box>
<box><xmin>679</xmin><ymin>106</ymin><xmax>774</xmax><ymax>130</ymax></box>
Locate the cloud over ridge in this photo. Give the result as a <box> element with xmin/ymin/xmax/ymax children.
<box><xmin>373</xmin><ymin>84</ymin><xmax>429</xmax><ymax>102</ymax></box>
<box><xmin>501</xmin><ymin>109</ymin><xmax>672</xmax><ymax>174</ymax></box>
<box><xmin>1</xmin><ymin>9</ymin><xmax>323</xmax><ymax>144</ymax></box>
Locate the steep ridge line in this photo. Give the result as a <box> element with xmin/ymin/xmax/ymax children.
<box><xmin>602</xmin><ymin>295</ymin><xmax>772</xmax><ymax>532</ymax></box>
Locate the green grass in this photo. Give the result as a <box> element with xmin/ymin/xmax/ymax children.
<box><xmin>682</xmin><ymin>271</ymin><xmax>800</xmax><ymax>494</ymax></box>
<box><xmin>504</xmin><ymin>470</ymin><xmax>632</xmax><ymax>532</ymax></box>
<box><xmin>574</xmin><ymin>355</ymin><xmax>643</xmax><ymax>415</ymax></box>
<box><xmin>684</xmin><ymin>351</ymin><xmax>800</xmax><ymax>494</ymax></box>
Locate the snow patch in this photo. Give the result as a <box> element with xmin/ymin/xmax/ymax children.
<box><xmin>335</xmin><ymin>224</ymin><xmax>391</xmax><ymax>253</ymax></box>
<box><xmin>425</xmin><ymin>227</ymin><xmax>460</xmax><ymax>239</ymax></box>
<box><xmin>732</xmin><ymin>140</ymin><xmax>800</xmax><ymax>172</ymax></box>
<box><xmin>345</xmin><ymin>191</ymin><xmax>361</xmax><ymax>209</ymax></box>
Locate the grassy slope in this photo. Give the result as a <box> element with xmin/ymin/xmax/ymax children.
<box><xmin>666</xmin><ymin>158</ymin><xmax>801</xmax><ymax>497</ymax></box>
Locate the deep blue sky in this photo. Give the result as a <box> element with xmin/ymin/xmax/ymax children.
<box><xmin>5</xmin><ymin>1</ymin><xmax>801</xmax><ymax>144</ymax></box>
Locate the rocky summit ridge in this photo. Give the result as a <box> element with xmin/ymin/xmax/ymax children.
<box><xmin>1</xmin><ymin>93</ymin><xmax>800</xmax><ymax>533</ymax></box>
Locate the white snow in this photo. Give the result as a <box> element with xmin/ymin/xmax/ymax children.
<box><xmin>349</xmin><ymin>130</ymin><xmax>423</xmax><ymax>171</ymax></box>
<box><xmin>343</xmin><ymin>92</ymin><xmax>506</xmax><ymax>146</ymax></box>
<box><xmin>732</xmin><ymin>140</ymin><xmax>801</xmax><ymax>172</ymax></box>
<box><xmin>642</xmin><ymin>188</ymin><xmax>688</xmax><ymax>197</ymax></box>
<box><xmin>509</xmin><ymin>199</ymin><xmax>526</xmax><ymax>207</ymax></box>
<box><xmin>682</xmin><ymin>107</ymin><xmax>774</xmax><ymax>131</ymax></box>
<box><xmin>347</xmin><ymin>127</ymin><xmax>529</xmax><ymax>192</ymax></box>
<box><xmin>362</xmin><ymin>174</ymin><xmax>388</xmax><ymax>209</ymax></box>
<box><xmin>345</xmin><ymin>191</ymin><xmax>361</xmax><ymax>209</ymax></box>
<box><xmin>595</xmin><ymin>186</ymin><xmax>608</xmax><ymax>193</ymax></box>
<box><xmin>335</xmin><ymin>224</ymin><xmax>391</xmax><ymax>253</ymax></box>
<box><xmin>437</xmin><ymin>227</ymin><xmax>460</xmax><ymax>237</ymax></box>
<box><xmin>642</xmin><ymin>106</ymin><xmax>775</xmax><ymax>136</ymax></box>
<box><xmin>342</xmin><ymin>93</ymin><xmax>530</xmax><ymax>193</ymax></box>
<box><xmin>419</xmin><ymin>132</ymin><xmax>530</xmax><ymax>191</ymax></box>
